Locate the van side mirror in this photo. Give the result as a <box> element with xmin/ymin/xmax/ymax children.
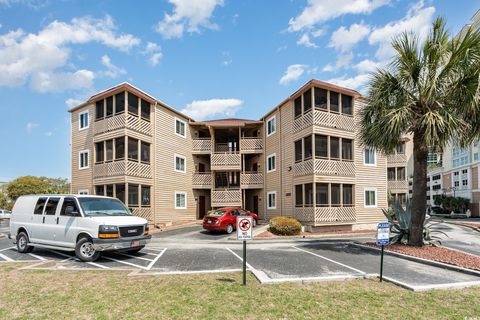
<box><xmin>65</xmin><ymin>206</ymin><xmax>79</xmax><ymax>217</ymax></box>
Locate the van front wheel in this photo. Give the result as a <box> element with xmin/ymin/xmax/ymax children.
<box><xmin>16</xmin><ymin>232</ymin><xmax>33</xmax><ymax>253</ymax></box>
<box><xmin>75</xmin><ymin>237</ymin><xmax>101</xmax><ymax>262</ymax></box>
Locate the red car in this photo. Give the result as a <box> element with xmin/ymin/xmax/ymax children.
<box><xmin>203</xmin><ymin>207</ymin><xmax>258</xmax><ymax>234</ymax></box>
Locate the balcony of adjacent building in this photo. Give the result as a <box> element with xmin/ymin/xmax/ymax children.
<box><xmin>93</xmin><ymin>136</ymin><xmax>152</xmax><ymax>180</ymax></box>
<box><xmin>211</xmin><ymin>172</ymin><xmax>242</xmax><ymax>207</ymax></box>
<box><xmin>293</xmin><ymin>182</ymin><xmax>356</xmax><ymax>226</ymax></box>
<box><xmin>93</xmin><ymin>91</ymin><xmax>152</xmax><ymax>137</ymax></box>
<box><xmin>386</xmin><ymin>140</ymin><xmax>408</xmax><ymax>164</ymax></box>
<box><xmin>293</xmin><ymin>134</ymin><xmax>355</xmax><ymax>177</ymax></box>
<box><xmin>293</xmin><ymin>86</ymin><xmax>355</xmax><ymax>134</ymax></box>
<box><xmin>387</xmin><ymin>167</ymin><xmax>408</xmax><ymax>191</ymax></box>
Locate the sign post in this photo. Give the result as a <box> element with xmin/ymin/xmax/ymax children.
<box><xmin>376</xmin><ymin>222</ymin><xmax>390</xmax><ymax>282</ymax></box>
<box><xmin>237</xmin><ymin>216</ymin><xmax>253</xmax><ymax>286</ymax></box>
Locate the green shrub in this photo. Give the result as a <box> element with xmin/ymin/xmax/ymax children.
<box><xmin>268</xmin><ymin>217</ymin><xmax>302</xmax><ymax>236</ymax></box>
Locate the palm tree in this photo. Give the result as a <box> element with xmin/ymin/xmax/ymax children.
<box><xmin>360</xmin><ymin>17</ymin><xmax>480</xmax><ymax>246</ymax></box>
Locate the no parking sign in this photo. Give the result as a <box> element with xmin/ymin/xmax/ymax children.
<box><xmin>237</xmin><ymin>216</ymin><xmax>253</xmax><ymax>240</ymax></box>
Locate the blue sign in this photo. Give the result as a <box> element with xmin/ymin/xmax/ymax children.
<box><xmin>376</xmin><ymin>222</ymin><xmax>390</xmax><ymax>246</ymax></box>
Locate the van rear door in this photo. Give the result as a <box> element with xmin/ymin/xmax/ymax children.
<box><xmin>29</xmin><ymin>197</ymin><xmax>48</xmax><ymax>242</ymax></box>
<box><xmin>39</xmin><ymin>197</ymin><xmax>61</xmax><ymax>245</ymax></box>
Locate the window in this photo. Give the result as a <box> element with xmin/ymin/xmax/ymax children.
<box><xmin>365</xmin><ymin>189</ymin><xmax>377</xmax><ymax>208</ymax></box>
<box><xmin>175</xmin><ymin>154</ymin><xmax>186</xmax><ymax>173</ymax></box>
<box><xmin>341</xmin><ymin>94</ymin><xmax>353</xmax><ymax>115</ymax></box>
<box><xmin>128</xmin><ymin>92</ymin><xmax>139</xmax><ymax>115</ymax></box>
<box><xmin>106</xmin><ymin>184</ymin><xmax>114</xmax><ymax>197</ymax></box>
<box><xmin>60</xmin><ymin>198</ymin><xmax>79</xmax><ymax>216</ymax></box>
<box><xmin>432</xmin><ymin>175</ymin><xmax>441</xmax><ymax>181</ymax></box>
<box><xmin>397</xmin><ymin>193</ymin><xmax>406</xmax><ymax>206</ymax></box>
<box><xmin>175</xmin><ymin>118</ymin><xmax>186</xmax><ymax>138</ymax></box>
<box><xmin>330</xmin><ymin>137</ymin><xmax>340</xmax><ymax>159</ymax></box>
<box><xmin>295</xmin><ymin>140</ymin><xmax>302</xmax><ymax>162</ymax></box>
<box><xmin>294</xmin><ymin>96</ymin><xmax>302</xmax><ymax>118</ymax></box>
<box><xmin>475</xmin><ymin>153</ymin><xmax>479</xmax><ymax>161</ymax></box>
<box><xmin>34</xmin><ymin>197</ymin><xmax>47</xmax><ymax>215</ymax></box>
<box><xmin>342</xmin><ymin>139</ymin><xmax>353</xmax><ymax>160</ymax></box>
<box><xmin>141</xmin><ymin>99</ymin><xmax>150</xmax><ymax>121</ymax></box>
<box><xmin>454</xmin><ymin>171</ymin><xmax>459</xmax><ymax>176</ymax></box>
<box><xmin>454</xmin><ymin>181</ymin><xmax>460</xmax><ymax>187</ymax></box>
<box><xmin>95</xmin><ymin>142</ymin><xmax>104</xmax><ymax>163</ymax></box>
<box><xmin>95</xmin><ymin>185</ymin><xmax>105</xmax><ymax>196</ymax></box>
<box><xmin>128</xmin><ymin>137</ymin><xmax>138</xmax><ymax>161</ymax></box>
<box><xmin>304</xmin><ymin>183</ymin><xmax>313</xmax><ymax>207</ymax></box>
<box><xmin>331</xmin><ymin>184</ymin><xmax>341</xmax><ymax>207</ymax></box>
<box><xmin>267</xmin><ymin>115</ymin><xmax>276</xmax><ymax>136</ymax></box>
<box><xmin>105</xmin><ymin>140</ymin><xmax>113</xmax><ymax>161</ymax></box>
<box><xmin>141</xmin><ymin>141</ymin><xmax>150</xmax><ymax>163</ymax></box>
<box><xmin>267</xmin><ymin>154</ymin><xmax>276</xmax><ymax>172</ymax></box>
<box><xmin>106</xmin><ymin>96</ymin><xmax>113</xmax><ymax>117</ymax></box>
<box><xmin>330</xmin><ymin>91</ymin><xmax>339</xmax><ymax>112</ymax></box>
<box><xmin>79</xmin><ymin>150</ymin><xmax>89</xmax><ymax>169</ymax></box>
<box><xmin>364</xmin><ymin>147</ymin><xmax>376</xmax><ymax>165</ymax></box>
<box><xmin>303</xmin><ymin>89</ymin><xmax>312</xmax><ymax>113</ymax></box>
<box><xmin>397</xmin><ymin>167</ymin><xmax>406</xmax><ymax>180</ymax></box>
<box><xmin>432</xmin><ymin>184</ymin><xmax>441</xmax><ymax>190</ymax></box>
<box><xmin>295</xmin><ymin>185</ymin><xmax>303</xmax><ymax>207</ymax></box>
<box><xmin>175</xmin><ymin>192</ymin><xmax>187</xmax><ymax>209</ymax></box>
<box><xmin>95</xmin><ymin>100</ymin><xmax>104</xmax><ymax>120</ymax></box>
<box><xmin>79</xmin><ymin>110</ymin><xmax>89</xmax><ymax>130</ymax></box>
<box><xmin>387</xmin><ymin>168</ymin><xmax>396</xmax><ymax>181</ymax></box>
<box><xmin>45</xmin><ymin>197</ymin><xmax>60</xmax><ymax>215</ymax></box>
<box><xmin>314</xmin><ymin>87</ymin><xmax>327</xmax><ymax>110</ymax></box>
<box><xmin>115</xmin><ymin>137</ymin><xmax>125</xmax><ymax>160</ymax></box>
<box><xmin>343</xmin><ymin>184</ymin><xmax>353</xmax><ymax>206</ymax></box>
<box><xmin>462</xmin><ymin>169</ymin><xmax>468</xmax><ymax>174</ymax></box>
<box><xmin>304</xmin><ymin>135</ymin><xmax>312</xmax><ymax>160</ymax></box>
<box><xmin>141</xmin><ymin>186</ymin><xmax>151</xmax><ymax>207</ymax></box>
<box><xmin>316</xmin><ymin>183</ymin><xmax>328</xmax><ymax>206</ymax></box>
<box><xmin>396</xmin><ymin>142</ymin><xmax>405</xmax><ymax>154</ymax></box>
<box><xmin>78</xmin><ymin>189</ymin><xmax>89</xmax><ymax>195</ymax></box>
<box><xmin>115</xmin><ymin>92</ymin><xmax>125</xmax><ymax>114</ymax></box>
<box><xmin>462</xmin><ymin>179</ymin><xmax>468</xmax><ymax>186</ymax></box>
<box><xmin>267</xmin><ymin>191</ymin><xmax>276</xmax><ymax>209</ymax></box>
<box><xmin>116</xmin><ymin>184</ymin><xmax>125</xmax><ymax>203</ymax></box>
<box><xmin>315</xmin><ymin>135</ymin><xmax>328</xmax><ymax>158</ymax></box>
<box><xmin>128</xmin><ymin>184</ymin><xmax>139</xmax><ymax>206</ymax></box>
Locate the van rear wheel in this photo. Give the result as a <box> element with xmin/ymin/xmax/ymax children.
<box><xmin>16</xmin><ymin>232</ymin><xmax>33</xmax><ymax>253</ymax></box>
<box><xmin>75</xmin><ymin>237</ymin><xmax>101</xmax><ymax>262</ymax></box>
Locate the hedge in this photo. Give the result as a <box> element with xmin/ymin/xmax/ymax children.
<box><xmin>268</xmin><ymin>217</ymin><xmax>302</xmax><ymax>236</ymax></box>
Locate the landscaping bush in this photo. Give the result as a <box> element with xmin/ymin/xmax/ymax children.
<box><xmin>268</xmin><ymin>217</ymin><xmax>302</xmax><ymax>236</ymax></box>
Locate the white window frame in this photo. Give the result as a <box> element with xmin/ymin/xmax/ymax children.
<box><xmin>79</xmin><ymin>110</ymin><xmax>89</xmax><ymax>131</ymax></box>
<box><xmin>175</xmin><ymin>191</ymin><xmax>187</xmax><ymax>209</ymax></box>
<box><xmin>267</xmin><ymin>153</ymin><xmax>276</xmax><ymax>173</ymax></box>
<box><xmin>267</xmin><ymin>191</ymin><xmax>276</xmax><ymax>209</ymax></box>
<box><xmin>78</xmin><ymin>189</ymin><xmax>89</xmax><ymax>195</ymax></box>
<box><xmin>175</xmin><ymin>117</ymin><xmax>187</xmax><ymax>138</ymax></box>
<box><xmin>266</xmin><ymin>115</ymin><xmax>276</xmax><ymax>137</ymax></box>
<box><xmin>78</xmin><ymin>150</ymin><xmax>89</xmax><ymax>170</ymax></box>
<box><xmin>174</xmin><ymin>154</ymin><xmax>186</xmax><ymax>173</ymax></box>
<box><xmin>363</xmin><ymin>147</ymin><xmax>376</xmax><ymax>166</ymax></box>
<box><xmin>364</xmin><ymin>188</ymin><xmax>377</xmax><ymax>208</ymax></box>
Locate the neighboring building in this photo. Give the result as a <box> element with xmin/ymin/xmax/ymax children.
<box><xmin>70</xmin><ymin>80</ymin><xmax>388</xmax><ymax>230</ymax></box>
<box><xmin>386</xmin><ymin>136</ymin><xmax>413</xmax><ymax>206</ymax></box>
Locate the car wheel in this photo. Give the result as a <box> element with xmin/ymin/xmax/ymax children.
<box><xmin>16</xmin><ymin>232</ymin><xmax>33</xmax><ymax>253</ymax></box>
<box><xmin>252</xmin><ymin>219</ymin><xmax>257</xmax><ymax>228</ymax></box>
<box><xmin>126</xmin><ymin>246</ymin><xmax>145</xmax><ymax>254</ymax></box>
<box><xmin>226</xmin><ymin>224</ymin><xmax>234</xmax><ymax>234</ymax></box>
<box><xmin>75</xmin><ymin>237</ymin><xmax>101</xmax><ymax>262</ymax></box>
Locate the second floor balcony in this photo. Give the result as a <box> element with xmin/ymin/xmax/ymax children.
<box><xmin>192</xmin><ymin>138</ymin><xmax>212</xmax><ymax>154</ymax></box>
<box><xmin>192</xmin><ymin>172</ymin><xmax>212</xmax><ymax>189</ymax></box>
<box><xmin>240</xmin><ymin>172</ymin><xmax>263</xmax><ymax>189</ymax></box>
<box><xmin>294</xmin><ymin>207</ymin><xmax>356</xmax><ymax>225</ymax></box>
<box><xmin>211</xmin><ymin>153</ymin><xmax>241</xmax><ymax>171</ymax></box>
<box><xmin>293</xmin><ymin>109</ymin><xmax>355</xmax><ymax>134</ymax></box>
<box><xmin>93</xmin><ymin>159</ymin><xmax>152</xmax><ymax>179</ymax></box>
<box><xmin>211</xmin><ymin>189</ymin><xmax>242</xmax><ymax>207</ymax></box>
<box><xmin>387</xmin><ymin>179</ymin><xmax>409</xmax><ymax>190</ymax></box>
<box><xmin>240</xmin><ymin>138</ymin><xmax>263</xmax><ymax>153</ymax></box>
<box><xmin>293</xmin><ymin>158</ymin><xmax>355</xmax><ymax>177</ymax></box>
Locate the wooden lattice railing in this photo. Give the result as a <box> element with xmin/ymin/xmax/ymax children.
<box><xmin>211</xmin><ymin>153</ymin><xmax>241</xmax><ymax>170</ymax></box>
<box><xmin>240</xmin><ymin>172</ymin><xmax>263</xmax><ymax>188</ymax></box>
<box><xmin>211</xmin><ymin>189</ymin><xmax>242</xmax><ymax>207</ymax></box>
<box><xmin>93</xmin><ymin>113</ymin><xmax>151</xmax><ymax>136</ymax></box>
<box><xmin>293</xmin><ymin>207</ymin><xmax>315</xmax><ymax>222</ymax></box>
<box><xmin>314</xmin><ymin>207</ymin><xmax>356</xmax><ymax>224</ymax></box>
<box><xmin>387</xmin><ymin>180</ymin><xmax>409</xmax><ymax>190</ymax></box>
<box><xmin>293</xmin><ymin>109</ymin><xmax>355</xmax><ymax>133</ymax></box>
<box><xmin>240</xmin><ymin>138</ymin><xmax>263</xmax><ymax>153</ymax></box>
<box><xmin>93</xmin><ymin>160</ymin><xmax>152</xmax><ymax>179</ymax></box>
<box><xmin>293</xmin><ymin>159</ymin><xmax>355</xmax><ymax>177</ymax></box>
<box><xmin>130</xmin><ymin>207</ymin><xmax>153</xmax><ymax>223</ymax></box>
<box><xmin>386</xmin><ymin>153</ymin><xmax>407</xmax><ymax>164</ymax></box>
<box><xmin>192</xmin><ymin>139</ymin><xmax>212</xmax><ymax>153</ymax></box>
<box><xmin>192</xmin><ymin>172</ymin><xmax>212</xmax><ymax>188</ymax></box>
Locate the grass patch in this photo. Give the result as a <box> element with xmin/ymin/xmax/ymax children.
<box><xmin>0</xmin><ymin>265</ymin><xmax>479</xmax><ymax>319</ymax></box>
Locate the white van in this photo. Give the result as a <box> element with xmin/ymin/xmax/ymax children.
<box><xmin>9</xmin><ymin>195</ymin><xmax>151</xmax><ymax>262</ymax></box>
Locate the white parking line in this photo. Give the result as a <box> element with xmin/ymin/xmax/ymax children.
<box><xmin>115</xmin><ymin>252</ymin><xmax>154</xmax><ymax>262</ymax></box>
<box><xmin>132</xmin><ymin>269</ymin><xmax>244</xmax><ymax>276</ymax></box>
<box><xmin>225</xmin><ymin>247</ymin><xmax>255</xmax><ymax>270</ymax></box>
<box><xmin>0</xmin><ymin>253</ymin><xmax>14</xmax><ymax>261</ymax></box>
<box><xmin>47</xmin><ymin>250</ymin><xmax>110</xmax><ymax>269</ymax></box>
<box><xmin>146</xmin><ymin>248</ymin><xmax>167</xmax><ymax>270</ymax></box>
<box><xmin>102</xmin><ymin>255</ymin><xmax>149</xmax><ymax>270</ymax></box>
<box><xmin>292</xmin><ymin>246</ymin><xmax>366</xmax><ymax>275</ymax></box>
<box><xmin>27</xmin><ymin>253</ymin><xmax>47</xmax><ymax>261</ymax></box>
<box><xmin>0</xmin><ymin>246</ymin><xmax>15</xmax><ymax>252</ymax></box>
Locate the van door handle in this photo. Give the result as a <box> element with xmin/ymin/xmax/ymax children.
<box><xmin>42</xmin><ymin>216</ymin><xmax>45</xmax><ymax>224</ymax></box>
<box><xmin>56</xmin><ymin>217</ymin><xmax>59</xmax><ymax>224</ymax></box>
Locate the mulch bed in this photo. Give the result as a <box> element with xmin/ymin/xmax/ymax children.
<box><xmin>365</xmin><ymin>243</ymin><xmax>480</xmax><ymax>271</ymax></box>
<box><xmin>255</xmin><ymin>229</ymin><xmax>375</xmax><ymax>238</ymax></box>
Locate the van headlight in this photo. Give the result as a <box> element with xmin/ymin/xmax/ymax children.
<box><xmin>99</xmin><ymin>225</ymin><xmax>119</xmax><ymax>238</ymax></box>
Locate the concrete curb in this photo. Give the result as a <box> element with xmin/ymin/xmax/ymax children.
<box><xmin>252</xmin><ymin>232</ymin><xmax>375</xmax><ymax>241</ymax></box>
<box><xmin>351</xmin><ymin>243</ymin><xmax>480</xmax><ymax>277</ymax></box>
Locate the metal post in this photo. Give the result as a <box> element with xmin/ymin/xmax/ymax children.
<box><xmin>243</xmin><ymin>240</ymin><xmax>247</xmax><ymax>286</ymax></box>
<box><xmin>380</xmin><ymin>245</ymin><xmax>384</xmax><ymax>282</ymax></box>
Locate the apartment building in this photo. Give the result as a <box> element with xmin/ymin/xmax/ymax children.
<box><xmin>70</xmin><ymin>80</ymin><xmax>388</xmax><ymax>230</ymax></box>
<box><xmin>386</xmin><ymin>136</ymin><xmax>413</xmax><ymax>206</ymax></box>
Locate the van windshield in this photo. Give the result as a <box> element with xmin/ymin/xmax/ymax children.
<box><xmin>78</xmin><ymin>198</ymin><xmax>132</xmax><ymax>217</ymax></box>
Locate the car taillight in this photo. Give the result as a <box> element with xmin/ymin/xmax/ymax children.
<box><xmin>144</xmin><ymin>225</ymin><xmax>149</xmax><ymax>235</ymax></box>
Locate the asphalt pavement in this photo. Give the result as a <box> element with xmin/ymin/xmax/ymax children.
<box><xmin>430</xmin><ymin>221</ymin><xmax>480</xmax><ymax>256</ymax></box>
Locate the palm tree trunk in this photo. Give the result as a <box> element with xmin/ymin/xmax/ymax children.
<box><xmin>409</xmin><ymin>133</ymin><xmax>428</xmax><ymax>246</ymax></box>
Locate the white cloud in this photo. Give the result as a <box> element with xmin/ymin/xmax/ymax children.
<box><xmin>0</xmin><ymin>15</ymin><xmax>140</xmax><ymax>92</ymax></box>
<box><xmin>44</xmin><ymin>131</ymin><xmax>53</xmax><ymax>137</ymax></box>
<box><xmin>26</xmin><ymin>122</ymin><xmax>38</xmax><ymax>133</ymax></box>
<box><xmin>155</xmin><ymin>0</ymin><xmax>224</xmax><ymax>39</ymax></box>
<box><xmin>369</xmin><ymin>0</ymin><xmax>435</xmax><ymax>59</ymax></box>
<box><xmin>329</xmin><ymin>23</ymin><xmax>370</xmax><ymax>52</ymax></box>
<box><xmin>322</xmin><ymin>53</ymin><xmax>353</xmax><ymax>72</ymax></box>
<box><xmin>355</xmin><ymin>59</ymin><xmax>382</xmax><ymax>73</ymax></box>
<box><xmin>65</xmin><ymin>98</ymin><xmax>83</xmax><ymax>108</ymax></box>
<box><xmin>100</xmin><ymin>55</ymin><xmax>126</xmax><ymax>78</ymax></box>
<box><xmin>180</xmin><ymin>98</ymin><xmax>243</xmax><ymax>120</ymax></box>
<box><xmin>288</xmin><ymin>0</ymin><xmax>390</xmax><ymax>32</ymax></box>
<box><xmin>279</xmin><ymin>64</ymin><xmax>307</xmax><ymax>86</ymax></box>
<box><xmin>297</xmin><ymin>33</ymin><xmax>318</xmax><ymax>48</ymax></box>
<box><xmin>0</xmin><ymin>0</ymin><xmax>48</xmax><ymax>9</ymax></box>
<box><xmin>143</xmin><ymin>42</ymin><xmax>163</xmax><ymax>66</ymax></box>
<box><xmin>327</xmin><ymin>73</ymin><xmax>370</xmax><ymax>91</ymax></box>
<box><xmin>221</xmin><ymin>51</ymin><xmax>232</xmax><ymax>66</ymax></box>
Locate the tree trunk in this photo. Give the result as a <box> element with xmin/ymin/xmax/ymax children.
<box><xmin>409</xmin><ymin>133</ymin><xmax>428</xmax><ymax>246</ymax></box>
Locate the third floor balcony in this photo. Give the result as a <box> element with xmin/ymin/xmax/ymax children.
<box><xmin>94</xmin><ymin>113</ymin><xmax>152</xmax><ymax>136</ymax></box>
<box><xmin>293</xmin><ymin>109</ymin><xmax>355</xmax><ymax>134</ymax></box>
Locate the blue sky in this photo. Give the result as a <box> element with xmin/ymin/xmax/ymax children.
<box><xmin>0</xmin><ymin>0</ymin><xmax>477</xmax><ymax>181</ymax></box>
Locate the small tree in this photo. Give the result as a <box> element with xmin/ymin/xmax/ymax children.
<box><xmin>5</xmin><ymin>176</ymin><xmax>70</xmax><ymax>202</ymax></box>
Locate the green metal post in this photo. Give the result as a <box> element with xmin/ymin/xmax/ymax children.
<box><xmin>380</xmin><ymin>245</ymin><xmax>384</xmax><ymax>282</ymax></box>
<box><xmin>243</xmin><ymin>240</ymin><xmax>247</xmax><ymax>286</ymax></box>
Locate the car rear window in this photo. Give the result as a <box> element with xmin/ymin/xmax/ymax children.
<box><xmin>34</xmin><ymin>197</ymin><xmax>47</xmax><ymax>215</ymax></box>
<box><xmin>207</xmin><ymin>210</ymin><xmax>226</xmax><ymax>217</ymax></box>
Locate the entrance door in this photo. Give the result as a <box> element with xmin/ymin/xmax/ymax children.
<box><xmin>253</xmin><ymin>195</ymin><xmax>259</xmax><ymax>215</ymax></box>
<box><xmin>198</xmin><ymin>196</ymin><xmax>206</xmax><ymax>219</ymax></box>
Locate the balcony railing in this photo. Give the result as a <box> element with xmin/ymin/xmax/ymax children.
<box><xmin>192</xmin><ymin>138</ymin><xmax>212</xmax><ymax>154</ymax></box>
<box><xmin>294</xmin><ymin>206</ymin><xmax>356</xmax><ymax>225</ymax></box>
<box><xmin>240</xmin><ymin>172</ymin><xmax>263</xmax><ymax>189</ymax></box>
<box><xmin>94</xmin><ymin>113</ymin><xmax>152</xmax><ymax>136</ymax></box>
<box><xmin>293</xmin><ymin>158</ymin><xmax>355</xmax><ymax>177</ymax></box>
<box><xmin>387</xmin><ymin>180</ymin><xmax>409</xmax><ymax>190</ymax></box>
<box><xmin>192</xmin><ymin>172</ymin><xmax>212</xmax><ymax>188</ymax></box>
<box><xmin>211</xmin><ymin>153</ymin><xmax>241</xmax><ymax>170</ymax></box>
<box><xmin>93</xmin><ymin>160</ymin><xmax>152</xmax><ymax>179</ymax></box>
<box><xmin>293</xmin><ymin>109</ymin><xmax>355</xmax><ymax>133</ymax></box>
<box><xmin>240</xmin><ymin>138</ymin><xmax>263</xmax><ymax>153</ymax></box>
<box><xmin>387</xmin><ymin>153</ymin><xmax>407</xmax><ymax>164</ymax></box>
<box><xmin>211</xmin><ymin>189</ymin><xmax>242</xmax><ymax>207</ymax></box>
<box><xmin>130</xmin><ymin>207</ymin><xmax>153</xmax><ymax>223</ymax></box>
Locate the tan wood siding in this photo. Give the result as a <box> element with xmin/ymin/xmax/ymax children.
<box><xmin>71</xmin><ymin>104</ymin><xmax>94</xmax><ymax>194</ymax></box>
